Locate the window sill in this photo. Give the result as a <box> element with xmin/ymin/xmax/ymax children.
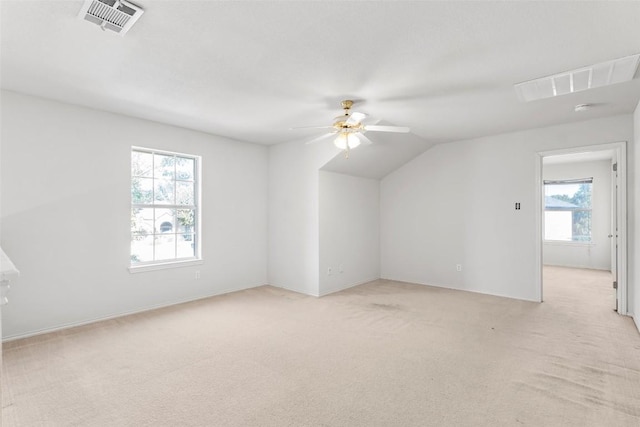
<box><xmin>129</xmin><ymin>259</ymin><xmax>203</xmax><ymax>274</ymax></box>
<box><xmin>543</xmin><ymin>240</ymin><xmax>594</xmax><ymax>247</ymax></box>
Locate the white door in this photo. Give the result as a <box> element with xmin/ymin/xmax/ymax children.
<box><xmin>610</xmin><ymin>159</ymin><xmax>618</xmax><ymax>311</ymax></box>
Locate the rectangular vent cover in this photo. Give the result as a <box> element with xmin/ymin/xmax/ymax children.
<box><xmin>514</xmin><ymin>54</ymin><xmax>640</xmax><ymax>102</ymax></box>
<box><xmin>78</xmin><ymin>0</ymin><xmax>143</xmax><ymax>36</ymax></box>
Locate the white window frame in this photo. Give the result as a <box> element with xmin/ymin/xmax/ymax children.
<box><xmin>543</xmin><ymin>178</ymin><xmax>593</xmax><ymax>244</ymax></box>
<box><xmin>129</xmin><ymin>147</ymin><xmax>202</xmax><ymax>272</ymax></box>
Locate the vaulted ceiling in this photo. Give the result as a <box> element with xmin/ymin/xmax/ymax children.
<box><xmin>2</xmin><ymin>1</ymin><xmax>640</xmax><ymax>178</ymax></box>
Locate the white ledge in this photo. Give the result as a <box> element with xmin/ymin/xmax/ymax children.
<box><xmin>543</xmin><ymin>240</ymin><xmax>595</xmax><ymax>247</ymax></box>
<box><xmin>129</xmin><ymin>259</ymin><xmax>203</xmax><ymax>273</ymax></box>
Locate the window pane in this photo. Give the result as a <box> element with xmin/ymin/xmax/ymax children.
<box><xmin>155</xmin><ymin>234</ymin><xmax>176</xmax><ymax>261</ymax></box>
<box><xmin>545</xmin><ymin>211</ymin><xmax>572</xmax><ymax>241</ymax></box>
<box><xmin>545</xmin><ymin>183</ymin><xmax>591</xmax><ymax>208</ymax></box>
<box><xmin>131</xmin><ymin>149</ymin><xmax>199</xmax><ymax>267</ymax></box>
<box><xmin>132</xmin><ymin>151</ymin><xmax>153</xmax><ymax>177</ymax></box>
<box><xmin>132</xmin><ymin>177</ymin><xmax>153</xmax><ymax>204</ymax></box>
<box><xmin>154</xmin><ymin>179</ymin><xmax>175</xmax><ymax>204</ymax></box>
<box><xmin>177</xmin><ymin>234</ymin><xmax>195</xmax><ymax>258</ymax></box>
<box><xmin>572</xmin><ymin>210</ymin><xmax>592</xmax><ymax>242</ymax></box>
<box><xmin>154</xmin><ymin>154</ymin><xmax>175</xmax><ymax>179</ymax></box>
<box><xmin>176</xmin><ymin>209</ymin><xmax>195</xmax><ymax>233</ymax></box>
<box><xmin>131</xmin><ymin>208</ymin><xmax>154</xmax><ymax>234</ymax></box>
<box><xmin>131</xmin><ymin>235</ymin><xmax>154</xmax><ymax>263</ymax></box>
<box><xmin>544</xmin><ymin>180</ymin><xmax>592</xmax><ymax>242</ymax></box>
<box><xmin>155</xmin><ymin>208</ymin><xmax>175</xmax><ymax>234</ymax></box>
<box><xmin>176</xmin><ymin>157</ymin><xmax>194</xmax><ymax>181</ymax></box>
<box><xmin>176</xmin><ymin>181</ymin><xmax>194</xmax><ymax>205</ymax></box>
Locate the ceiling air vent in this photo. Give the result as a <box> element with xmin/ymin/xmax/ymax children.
<box><xmin>78</xmin><ymin>0</ymin><xmax>144</xmax><ymax>36</ymax></box>
<box><xmin>514</xmin><ymin>54</ymin><xmax>640</xmax><ymax>102</ymax></box>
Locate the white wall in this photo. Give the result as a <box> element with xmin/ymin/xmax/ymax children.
<box><xmin>268</xmin><ymin>141</ymin><xmax>339</xmax><ymax>296</ymax></box>
<box><xmin>381</xmin><ymin>115</ymin><xmax>634</xmax><ymax>302</ymax></box>
<box><xmin>543</xmin><ymin>160</ymin><xmax>611</xmax><ymax>270</ymax></box>
<box><xmin>0</xmin><ymin>90</ymin><xmax>3</xmax><ymax>388</ymax></box>
<box><xmin>3</xmin><ymin>90</ymin><xmax>638</xmax><ymax>338</ymax></box>
<box><xmin>633</xmin><ymin>100</ymin><xmax>640</xmax><ymax>333</ymax></box>
<box><xmin>0</xmin><ymin>91</ymin><xmax>269</xmax><ymax>339</ymax></box>
<box><xmin>319</xmin><ymin>171</ymin><xmax>379</xmax><ymax>295</ymax></box>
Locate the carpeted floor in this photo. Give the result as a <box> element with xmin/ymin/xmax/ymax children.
<box><xmin>2</xmin><ymin>266</ymin><xmax>640</xmax><ymax>426</ymax></box>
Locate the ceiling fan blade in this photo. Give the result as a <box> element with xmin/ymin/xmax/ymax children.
<box><xmin>290</xmin><ymin>126</ymin><xmax>334</xmax><ymax>131</ymax></box>
<box><xmin>364</xmin><ymin>117</ymin><xmax>381</xmax><ymax>126</ymax></box>
<box><xmin>363</xmin><ymin>125</ymin><xmax>410</xmax><ymax>133</ymax></box>
<box><xmin>345</xmin><ymin>111</ymin><xmax>367</xmax><ymax>125</ymax></box>
<box><xmin>358</xmin><ymin>133</ymin><xmax>374</xmax><ymax>146</ymax></box>
<box><xmin>304</xmin><ymin>132</ymin><xmax>335</xmax><ymax>145</ymax></box>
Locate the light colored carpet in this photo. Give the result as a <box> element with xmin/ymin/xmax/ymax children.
<box><xmin>2</xmin><ymin>267</ymin><xmax>640</xmax><ymax>426</ymax></box>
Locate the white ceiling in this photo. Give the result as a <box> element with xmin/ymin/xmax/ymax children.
<box><xmin>2</xmin><ymin>1</ymin><xmax>640</xmax><ymax>178</ymax></box>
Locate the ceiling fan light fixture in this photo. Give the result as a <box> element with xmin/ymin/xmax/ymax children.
<box><xmin>334</xmin><ymin>133</ymin><xmax>361</xmax><ymax>150</ymax></box>
<box><xmin>291</xmin><ymin>99</ymin><xmax>409</xmax><ymax>156</ymax></box>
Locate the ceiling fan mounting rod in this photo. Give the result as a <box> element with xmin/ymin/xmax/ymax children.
<box><xmin>341</xmin><ymin>99</ymin><xmax>354</xmax><ymax>112</ymax></box>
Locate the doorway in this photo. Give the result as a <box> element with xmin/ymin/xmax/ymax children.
<box><xmin>535</xmin><ymin>142</ymin><xmax>627</xmax><ymax>314</ymax></box>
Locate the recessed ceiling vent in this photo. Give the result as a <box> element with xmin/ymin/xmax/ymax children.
<box><xmin>78</xmin><ymin>0</ymin><xmax>144</xmax><ymax>36</ymax></box>
<box><xmin>514</xmin><ymin>54</ymin><xmax>640</xmax><ymax>102</ymax></box>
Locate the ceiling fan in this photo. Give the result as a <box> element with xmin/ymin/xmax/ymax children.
<box><xmin>291</xmin><ymin>100</ymin><xmax>410</xmax><ymax>158</ymax></box>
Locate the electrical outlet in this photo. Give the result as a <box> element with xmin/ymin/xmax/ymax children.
<box><xmin>327</xmin><ymin>267</ymin><xmax>333</xmax><ymax>276</ymax></box>
<box><xmin>456</xmin><ymin>264</ymin><xmax>462</xmax><ymax>272</ymax></box>
<box><xmin>195</xmin><ymin>270</ymin><xmax>201</xmax><ymax>280</ymax></box>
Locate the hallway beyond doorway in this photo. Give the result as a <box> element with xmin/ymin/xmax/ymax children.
<box><xmin>543</xmin><ymin>265</ymin><xmax>616</xmax><ymax>315</ymax></box>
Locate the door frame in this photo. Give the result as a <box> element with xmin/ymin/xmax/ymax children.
<box><xmin>534</xmin><ymin>141</ymin><xmax>627</xmax><ymax>314</ymax></box>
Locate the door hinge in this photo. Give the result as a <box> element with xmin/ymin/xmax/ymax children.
<box><xmin>613</xmin><ymin>281</ymin><xmax>618</xmax><ymax>289</ymax></box>
<box><xmin>613</xmin><ymin>163</ymin><xmax>618</xmax><ymax>172</ymax></box>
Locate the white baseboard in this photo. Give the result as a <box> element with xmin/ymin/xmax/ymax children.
<box><xmin>318</xmin><ymin>278</ymin><xmax>379</xmax><ymax>297</ymax></box>
<box><xmin>270</xmin><ymin>278</ymin><xmax>380</xmax><ymax>298</ymax></box>
<box><xmin>542</xmin><ymin>263</ymin><xmax>611</xmax><ymax>271</ymax></box>
<box><xmin>634</xmin><ymin>314</ymin><xmax>640</xmax><ymax>335</ymax></box>
<box><xmin>270</xmin><ymin>283</ymin><xmax>319</xmax><ymax>297</ymax></box>
<box><xmin>379</xmin><ymin>276</ymin><xmax>540</xmax><ymax>303</ymax></box>
<box><xmin>2</xmin><ymin>283</ymin><xmax>261</xmax><ymax>342</ymax></box>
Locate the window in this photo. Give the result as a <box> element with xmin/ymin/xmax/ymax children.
<box><xmin>131</xmin><ymin>147</ymin><xmax>200</xmax><ymax>267</ymax></box>
<box><xmin>544</xmin><ymin>178</ymin><xmax>592</xmax><ymax>242</ymax></box>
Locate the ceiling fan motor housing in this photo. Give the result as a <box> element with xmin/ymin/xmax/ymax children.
<box><xmin>333</xmin><ymin>100</ymin><xmax>361</xmax><ymax>131</ymax></box>
<box><xmin>341</xmin><ymin>100</ymin><xmax>354</xmax><ymax>110</ymax></box>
